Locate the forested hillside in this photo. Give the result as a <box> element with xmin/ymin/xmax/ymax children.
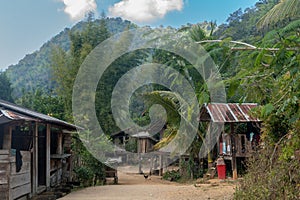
<box><xmin>5</xmin><ymin>15</ymin><xmax>217</xmax><ymax>99</ymax></box>
<box><xmin>5</xmin><ymin>17</ymin><xmax>135</xmax><ymax>98</ymax></box>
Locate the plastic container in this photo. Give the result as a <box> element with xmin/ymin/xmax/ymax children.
<box><xmin>216</xmin><ymin>157</ymin><xmax>226</xmax><ymax>179</ymax></box>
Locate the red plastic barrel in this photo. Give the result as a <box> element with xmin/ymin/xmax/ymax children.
<box><xmin>216</xmin><ymin>157</ymin><xmax>226</xmax><ymax>179</ymax></box>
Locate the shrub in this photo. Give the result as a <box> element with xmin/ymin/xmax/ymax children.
<box><xmin>163</xmin><ymin>169</ymin><xmax>181</xmax><ymax>181</ymax></box>
<box><xmin>74</xmin><ymin>166</ymin><xmax>94</xmax><ymax>187</ymax></box>
<box><xmin>234</xmin><ymin>135</ymin><xmax>300</xmax><ymax>200</ymax></box>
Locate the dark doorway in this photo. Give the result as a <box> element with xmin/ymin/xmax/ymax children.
<box><xmin>0</xmin><ymin>125</ymin><xmax>4</xmax><ymax>149</ymax></box>
<box><xmin>38</xmin><ymin>126</ymin><xmax>46</xmax><ymax>186</ymax></box>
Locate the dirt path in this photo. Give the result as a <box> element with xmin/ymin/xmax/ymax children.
<box><xmin>60</xmin><ymin>171</ymin><xmax>235</xmax><ymax>200</ymax></box>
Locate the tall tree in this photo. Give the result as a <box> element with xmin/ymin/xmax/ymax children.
<box><xmin>0</xmin><ymin>72</ymin><xmax>13</xmax><ymax>102</ymax></box>
<box><xmin>51</xmin><ymin>13</ymin><xmax>111</xmax><ymax>121</ymax></box>
<box><xmin>51</xmin><ymin>14</ymin><xmax>113</xmax><ymax>185</ymax></box>
<box><xmin>16</xmin><ymin>89</ymin><xmax>65</xmax><ymax>120</ymax></box>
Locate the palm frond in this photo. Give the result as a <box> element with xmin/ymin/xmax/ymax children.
<box><xmin>257</xmin><ymin>0</ymin><xmax>300</xmax><ymax>30</ymax></box>
<box><xmin>281</xmin><ymin>19</ymin><xmax>300</xmax><ymax>34</ymax></box>
<box><xmin>143</xmin><ymin>91</ymin><xmax>181</xmax><ymax>125</ymax></box>
<box><xmin>153</xmin><ymin>127</ymin><xmax>177</xmax><ymax>149</ymax></box>
<box><xmin>189</xmin><ymin>24</ymin><xmax>207</xmax><ymax>42</ymax></box>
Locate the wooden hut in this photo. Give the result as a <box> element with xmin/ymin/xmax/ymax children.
<box><xmin>131</xmin><ymin>131</ymin><xmax>158</xmax><ymax>154</ymax></box>
<box><xmin>199</xmin><ymin>103</ymin><xmax>262</xmax><ymax>179</ymax></box>
<box><xmin>0</xmin><ymin>100</ymin><xmax>77</xmax><ymax>199</ymax></box>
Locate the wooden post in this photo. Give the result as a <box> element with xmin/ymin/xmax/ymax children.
<box><xmin>159</xmin><ymin>154</ymin><xmax>163</xmax><ymax>176</ymax></box>
<box><xmin>57</xmin><ymin>131</ymin><xmax>63</xmax><ymax>155</ymax></box>
<box><xmin>230</xmin><ymin>123</ymin><xmax>238</xmax><ymax>180</ymax></box>
<box><xmin>32</xmin><ymin>122</ymin><xmax>38</xmax><ymax>195</ymax></box>
<box><xmin>69</xmin><ymin>154</ymin><xmax>73</xmax><ymax>182</ymax></box>
<box><xmin>150</xmin><ymin>156</ymin><xmax>153</xmax><ymax>175</ymax></box>
<box><xmin>138</xmin><ymin>140</ymin><xmax>142</xmax><ymax>174</ymax></box>
<box><xmin>57</xmin><ymin>131</ymin><xmax>63</xmax><ymax>184</ymax></box>
<box><xmin>138</xmin><ymin>153</ymin><xmax>142</xmax><ymax>174</ymax></box>
<box><xmin>207</xmin><ymin>123</ymin><xmax>213</xmax><ymax>166</ymax></box>
<box><xmin>123</xmin><ymin>136</ymin><xmax>126</xmax><ymax>150</ymax></box>
<box><xmin>46</xmin><ymin>124</ymin><xmax>51</xmax><ymax>189</ymax></box>
<box><xmin>2</xmin><ymin>125</ymin><xmax>12</xmax><ymax>150</ymax></box>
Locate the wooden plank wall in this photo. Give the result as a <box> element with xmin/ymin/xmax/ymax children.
<box><xmin>0</xmin><ymin>150</ymin><xmax>31</xmax><ymax>200</ymax></box>
<box><xmin>50</xmin><ymin>130</ymin><xmax>73</xmax><ymax>186</ymax></box>
<box><xmin>221</xmin><ymin>133</ymin><xmax>251</xmax><ymax>157</ymax></box>
<box><xmin>138</xmin><ymin>139</ymin><xmax>154</xmax><ymax>153</ymax></box>
<box><xmin>63</xmin><ymin>133</ymin><xmax>72</xmax><ymax>152</ymax></box>
<box><xmin>63</xmin><ymin>132</ymin><xmax>72</xmax><ymax>182</ymax></box>
<box><xmin>50</xmin><ymin>159</ymin><xmax>63</xmax><ymax>187</ymax></box>
<box><xmin>0</xmin><ymin>150</ymin><xmax>10</xmax><ymax>200</ymax></box>
<box><xmin>235</xmin><ymin>134</ymin><xmax>252</xmax><ymax>157</ymax></box>
<box><xmin>9</xmin><ymin>151</ymin><xmax>31</xmax><ymax>200</ymax></box>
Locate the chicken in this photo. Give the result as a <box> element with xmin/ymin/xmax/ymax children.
<box><xmin>140</xmin><ymin>170</ymin><xmax>151</xmax><ymax>179</ymax></box>
<box><xmin>142</xmin><ymin>171</ymin><xmax>151</xmax><ymax>179</ymax></box>
<box><xmin>143</xmin><ymin>174</ymin><xmax>149</xmax><ymax>179</ymax></box>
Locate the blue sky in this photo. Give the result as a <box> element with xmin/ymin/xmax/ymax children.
<box><xmin>0</xmin><ymin>0</ymin><xmax>258</xmax><ymax>69</ymax></box>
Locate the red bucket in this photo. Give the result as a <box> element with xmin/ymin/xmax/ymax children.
<box><xmin>216</xmin><ymin>157</ymin><xmax>226</xmax><ymax>179</ymax></box>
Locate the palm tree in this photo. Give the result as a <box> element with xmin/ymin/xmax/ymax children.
<box><xmin>257</xmin><ymin>0</ymin><xmax>300</xmax><ymax>29</ymax></box>
<box><xmin>143</xmin><ymin>88</ymin><xmax>213</xmax><ymax>165</ymax></box>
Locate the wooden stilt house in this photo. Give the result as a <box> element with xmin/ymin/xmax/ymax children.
<box><xmin>0</xmin><ymin>100</ymin><xmax>77</xmax><ymax>200</ymax></box>
<box><xmin>199</xmin><ymin>103</ymin><xmax>262</xmax><ymax>179</ymax></box>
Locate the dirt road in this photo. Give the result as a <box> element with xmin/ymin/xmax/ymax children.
<box><xmin>60</xmin><ymin>171</ymin><xmax>235</xmax><ymax>200</ymax></box>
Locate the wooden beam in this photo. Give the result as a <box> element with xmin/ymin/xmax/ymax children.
<box><xmin>46</xmin><ymin>124</ymin><xmax>51</xmax><ymax>189</ymax></box>
<box><xmin>196</xmin><ymin>40</ymin><xmax>299</xmax><ymax>52</ymax></box>
<box><xmin>196</xmin><ymin>40</ymin><xmax>257</xmax><ymax>49</ymax></box>
<box><xmin>231</xmin><ymin>47</ymin><xmax>299</xmax><ymax>51</ymax></box>
<box><xmin>230</xmin><ymin>123</ymin><xmax>238</xmax><ymax>180</ymax></box>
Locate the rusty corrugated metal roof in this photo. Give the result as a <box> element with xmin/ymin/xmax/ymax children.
<box><xmin>200</xmin><ymin>103</ymin><xmax>261</xmax><ymax>123</ymax></box>
<box><xmin>1</xmin><ymin>109</ymin><xmax>38</xmax><ymax>122</ymax></box>
<box><xmin>0</xmin><ymin>99</ymin><xmax>77</xmax><ymax>129</ymax></box>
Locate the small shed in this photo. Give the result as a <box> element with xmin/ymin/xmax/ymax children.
<box><xmin>0</xmin><ymin>100</ymin><xmax>77</xmax><ymax>199</ymax></box>
<box><xmin>132</xmin><ymin>131</ymin><xmax>158</xmax><ymax>154</ymax></box>
<box><xmin>199</xmin><ymin>103</ymin><xmax>262</xmax><ymax>179</ymax></box>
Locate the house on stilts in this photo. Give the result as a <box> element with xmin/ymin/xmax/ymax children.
<box><xmin>199</xmin><ymin>103</ymin><xmax>262</xmax><ymax>179</ymax></box>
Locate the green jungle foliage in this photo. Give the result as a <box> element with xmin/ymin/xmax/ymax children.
<box><xmin>2</xmin><ymin>0</ymin><xmax>299</xmax><ymax>195</ymax></box>
<box><xmin>16</xmin><ymin>89</ymin><xmax>65</xmax><ymax>120</ymax></box>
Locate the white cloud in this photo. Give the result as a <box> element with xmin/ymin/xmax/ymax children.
<box><xmin>109</xmin><ymin>0</ymin><xmax>184</xmax><ymax>23</ymax></box>
<box><xmin>60</xmin><ymin>0</ymin><xmax>97</xmax><ymax>21</ymax></box>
